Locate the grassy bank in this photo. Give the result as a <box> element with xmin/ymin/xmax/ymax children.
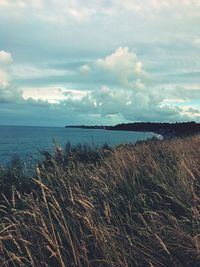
<box><xmin>0</xmin><ymin>136</ymin><xmax>200</xmax><ymax>266</ymax></box>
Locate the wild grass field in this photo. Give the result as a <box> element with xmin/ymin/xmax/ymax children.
<box><xmin>0</xmin><ymin>135</ymin><xmax>200</xmax><ymax>266</ymax></box>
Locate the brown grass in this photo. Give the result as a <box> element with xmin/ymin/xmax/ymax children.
<box><xmin>0</xmin><ymin>135</ymin><xmax>200</xmax><ymax>266</ymax></box>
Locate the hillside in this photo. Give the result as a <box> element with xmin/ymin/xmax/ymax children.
<box><xmin>66</xmin><ymin>121</ymin><xmax>200</xmax><ymax>139</ymax></box>
<box><xmin>0</xmin><ymin>135</ymin><xmax>200</xmax><ymax>266</ymax></box>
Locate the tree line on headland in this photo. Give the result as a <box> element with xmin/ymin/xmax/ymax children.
<box><xmin>66</xmin><ymin>121</ymin><xmax>200</xmax><ymax>138</ymax></box>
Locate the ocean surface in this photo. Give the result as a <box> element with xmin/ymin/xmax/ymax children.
<box><xmin>0</xmin><ymin>126</ymin><xmax>155</xmax><ymax>164</ymax></box>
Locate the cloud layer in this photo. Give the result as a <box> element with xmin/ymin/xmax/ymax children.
<box><xmin>0</xmin><ymin>1</ymin><xmax>200</xmax><ymax>125</ymax></box>
<box><xmin>0</xmin><ymin>50</ymin><xmax>22</xmax><ymax>103</ymax></box>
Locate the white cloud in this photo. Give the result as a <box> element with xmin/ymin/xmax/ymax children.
<box><xmin>58</xmin><ymin>84</ymin><xmax>198</xmax><ymax>122</ymax></box>
<box><xmin>23</xmin><ymin>87</ymin><xmax>87</xmax><ymax>103</ymax></box>
<box><xmin>0</xmin><ymin>0</ymin><xmax>43</xmax><ymax>9</ymax></box>
<box><xmin>67</xmin><ymin>47</ymin><xmax>200</xmax><ymax>122</ymax></box>
<box><xmin>1</xmin><ymin>0</ymin><xmax>200</xmax><ymax>21</ymax></box>
<box><xmin>22</xmin><ymin>87</ymin><xmax>65</xmax><ymax>103</ymax></box>
<box><xmin>95</xmin><ymin>47</ymin><xmax>148</xmax><ymax>87</ymax></box>
<box><xmin>193</xmin><ymin>37</ymin><xmax>200</xmax><ymax>46</ymax></box>
<box><xmin>119</xmin><ymin>0</ymin><xmax>200</xmax><ymax>12</ymax></box>
<box><xmin>0</xmin><ymin>0</ymin><xmax>200</xmax><ymax>125</ymax></box>
<box><xmin>0</xmin><ymin>50</ymin><xmax>22</xmax><ymax>103</ymax></box>
<box><xmin>0</xmin><ymin>0</ymin><xmax>9</xmax><ymax>6</ymax></box>
<box><xmin>67</xmin><ymin>7</ymin><xmax>93</xmax><ymax>21</ymax></box>
<box><xmin>79</xmin><ymin>64</ymin><xmax>91</xmax><ymax>76</ymax></box>
<box><xmin>12</xmin><ymin>64</ymin><xmax>74</xmax><ymax>79</ymax></box>
<box><xmin>0</xmin><ymin>50</ymin><xmax>13</xmax><ymax>65</ymax></box>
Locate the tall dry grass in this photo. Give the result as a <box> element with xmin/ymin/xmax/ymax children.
<box><xmin>0</xmin><ymin>135</ymin><xmax>200</xmax><ymax>266</ymax></box>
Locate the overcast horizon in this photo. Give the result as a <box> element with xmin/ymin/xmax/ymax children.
<box><xmin>0</xmin><ymin>0</ymin><xmax>200</xmax><ymax>126</ymax></box>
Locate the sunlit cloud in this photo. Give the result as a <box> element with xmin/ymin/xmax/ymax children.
<box><xmin>0</xmin><ymin>50</ymin><xmax>22</xmax><ymax>103</ymax></box>
<box><xmin>0</xmin><ymin>1</ymin><xmax>200</xmax><ymax>125</ymax></box>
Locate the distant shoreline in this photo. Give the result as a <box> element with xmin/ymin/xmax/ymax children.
<box><xmin>65</xmin><ymin>122</ymin><xmax>200</xmax><ymax>139</ymax></box>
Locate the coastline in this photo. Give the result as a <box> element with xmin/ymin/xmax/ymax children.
<box><xmin>65</xmin><ymin>121</ymin><xmax>200</xmax><ymax>139</ymax></box>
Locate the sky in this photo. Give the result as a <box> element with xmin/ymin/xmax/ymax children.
<box><xmin>0</xmin><ymin>0</ymin><xmax>200</xmax><ymax>126</ymax></box>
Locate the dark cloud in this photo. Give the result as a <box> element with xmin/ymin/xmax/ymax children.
<box><xmin>0</xmin><ymin>0</ymin><xmax>200</xmax><ymax>125</ymax></box>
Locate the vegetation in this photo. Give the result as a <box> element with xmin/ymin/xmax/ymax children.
<box><xmin>0</xmin><ymin>136</ymin><xmax>200</xmax><ymax>266</ymax></box>
<box><xmin>66</xmin><ymin>121</ymin><xmax>200</xmax><ymax>138</ymax></box>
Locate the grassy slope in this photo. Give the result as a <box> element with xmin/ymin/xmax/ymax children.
<box><xmin>0</xmin><ymin>136</ymin><xmax>200</xmax><ymax>266</ymax></box>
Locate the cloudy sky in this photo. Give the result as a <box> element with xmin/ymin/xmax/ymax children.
<box><xmin>0</xmin><ymin>0</ymin><xmax>200</xmax><ymax>126</ymax></box>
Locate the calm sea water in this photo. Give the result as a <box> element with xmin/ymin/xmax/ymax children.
<box><xmin>0</xmin><ymin>126</ymin><xmax>155</xmax><ymax>164</ymax></box>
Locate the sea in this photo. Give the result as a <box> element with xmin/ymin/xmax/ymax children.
<box><xmin>0</xmin><ymin>126</ymin><xmax>156</xmax><ymax>164</ymax></box>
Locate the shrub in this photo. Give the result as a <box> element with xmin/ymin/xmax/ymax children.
<box><xmin>0</xmin><ymin>136</ymin><xmax>200</xmax><ymax>266</ymax></box>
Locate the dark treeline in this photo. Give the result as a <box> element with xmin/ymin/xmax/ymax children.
<box><xmin>66</xmin><ymin>121</ymin><xmax>200</xmax><ymax>138</ymax></box>
<box><xmin>108</xmin><ymin>121</ymin><xmax>200</xmax><ymax>138</ymax></box>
